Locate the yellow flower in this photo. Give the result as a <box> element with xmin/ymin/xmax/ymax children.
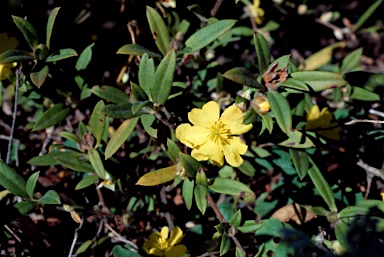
<box><xmin>142</xmin><ymin>226</ymin><xmax>187</xmax><ymax>257</ymax></box>
<box><xmin>306</xmin><ymin>105</ymin><xmax>341</xmax><ymax>140</ymax></box>
<box><xmin>0</xmin><ymin>33</ymin><xmax>19</xmax><ymax>81</ymax></box>
<box><xmin>176</xmin><ymin>101</ymin><xmax>253</xmax><ymax>167</ymax></box>
<box><xmin>247</xmin><ymin>0</ymin><xmax>265</xmax><ymax>25</ymax></box>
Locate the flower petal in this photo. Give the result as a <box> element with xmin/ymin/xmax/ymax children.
<box><xmin>160</xmin><ymin>226</ymin><xmax>169</xmax><ymax>240</ymax></box>
<box><xmin>220</xmin><ymin>105</ymin><xmax>253</xmax><ymax>135</ymax></box>
<box><xmin>176</xmin><ymin>124</ymin><xmax>208</xmax><ymax>148</ymax></box>
<box><xmin>164</xmin><ymin>245</ymin><xmax>187</xmax><ymax>257</ymax></box>
<box><xmin>306</xmin><ymin>105</ymin><xmax>320</xmax><ymax>121</ymax></box>
<box><xmin>191</xmin><ymin>140</ymin><xmax>224</xmax><ymax>167</ymax></box>
<box><xmin>188</xmin><ymin>101</ymin><xmax>219</xmax><ymax>127</ymax></box>
<box><xmin>222</xmin><ymin>137</ymin><xmax>248</xmax><ymax>167</ymax></box>
<box><xmin>142</xmin><ymin>239</ymin><xmax>163</xmax><ymax>256</ymax></box>
<box><xmin>168</xmin><ymin>226</ymin><xmax>184</xmax><ymax>246</ymax></box>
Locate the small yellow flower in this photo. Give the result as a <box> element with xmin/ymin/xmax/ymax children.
<box><xmin>251</xmin><ymin>95</ymin><xmax>270</xmax><ymax>115</ymax></box>
<box><xmin>176</xmin><ymin>101</ymin><xmax>252</xmax><ymax>167</ymax></box>
<box><xmin>247</xmin><ymin>0</ymin><xmax>265</xmax><ymax>25</ymax></box>
<box><xmin>142</xmin><ymin>226</ymin><xmax>187</xmax><ymax>257</ymax></box>
<box><xmin>306</xmin><ymin>105</ymin><xmax>341</xmax><ymax>140</ymax></box>
<box><xmin>0</xmin><ymin>33</ymin><xmax>19</xmax><ymax>81</ymax></box>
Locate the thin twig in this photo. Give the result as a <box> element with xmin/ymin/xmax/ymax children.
<box><xmin>345</xmin><ymin>119</ymin><xmax>384</xmax><ymax>125</ymax></box>
<box><xmin>68</xmin><ymin>218</ymin><xmax>84</xmax><ymax>257</ymax></box>
<box><xmin>105</xmin><ymin>223</ymin><xmax>139</xmax><ymax>250</ymax></box>
<box><xmin>210</xmin><ymin>0</ymin><xmax>224</xmax><ymax>17</ymax></box>
<box><xmin>369</xmin><ymin>109</ymin><xmax>384</xmax><ymax>119</ymax></box>
<box><xmin>357</xmin><ymin>159</ymin><xmax>384</xmax><ymax>199</ymax></box>
<box><xmin>6</xmin><ymin>68</ymin><xmax>20</xmax><ymax>165</ymax></box>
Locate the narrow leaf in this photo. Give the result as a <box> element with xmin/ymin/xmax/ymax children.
<box><xmin>33</xmin><ymin>104</ymin><xmax>70</xmax><ymax>131</ymax></box>
<box><xmin>354</xmin><ymin>0</ymin><xmax>383</xmax><ymax>31</ymax></box>
<box><xmin>230</xmin><ymin>210</ymin><xmax>242</xmax><ymax>227</ymax></box>
<box><xmin>267</xmin><ymin>90</ymin><xmax>292</xmax><ymax>135</ymax></box>
<box><xmin>140</xmin><ymin>114</ymin><xmax>157</xmax><ymax>138</ymax></box>
<box><xmin>46</xmin><ymin>48</ymin><xmax>77</xmax><ymax>62</ymax></box>
<box><xmin>131</xmin><ymin>82</ymin><xmax>148</xmax><ymax>101</ymax></box>
<box><xmin>59</xmin><ymin>131</ymin><xmax>81</xmax><ymax>144</ymax></box>
<box><xmin>308</xmin><ymin>157</ymin><xmax>337</xmax><ymax>212</ymax></box>
<box><xmin>279</xmin><ymin>129</ymin><xmax>315</xmax><ymax>148</ymax></box>
<box><xmin>254</xmin><ymin>32</ymin><xmax>270</xmax><ymax>74</ymax></box>
<box><xmin>238</xmin><ymin>220</ymin><xmax>264</xmax><ymax>233</ymax></box>
<box><xmin>30</xmin><ymin>65</ymin><xmax>49</xmax><ymax>88</ymax></box>
<box><xmin>152</xmin><ymin>50</ymin><xmax>176</xmax><ymax>106</ymax></box>
<box><xmin>167</xmin><ymin>139</ymin><xmax>181</xmax><ymax>164</ymax></box>
<box><xmin>0</xmin><ymin>49</ymin><xmax>34</xmax><ymax>63</ymax></box>
<box><xmin>179</xmin><ymin>153</ymin><xmax>200</xmax><ymax>177</ymax></box>
<box><xmin>76</xmin><ymin>43</ymin><xmax>94</xmax><ymax>71</ymax></box>
<box><xmin>209</xmin><ymin>177</ymin><xmax>253</xmax><ymax>196</ymax></box>
<box><xmin>105</xmin><ymin>117</ymin><xmax>139</xmax><ymax>159</ymax></box>
<box><xmin>278</xmin><ymin>78</ymin><xmax>309</xmax><ymax>92</ymax></box>
<box><xmin>138</xmin><ymin>53</ymin><xmax>155</xmax><ymax>101</ymax></box>
<box><xmin>194</xmin><ymin>185</ymin><xmax>208</xmax><ymax>214</ymax></box>
<box><xmin>116</xmin><ymin>44</ymin><xmax>161</xmax><ymax>58</ymax></box>
<box><xmin>38</xmin><ymin>190</ymin><xmax>61</xmax><ymax>204</ymax></box>
<box><xmin>14</xmin><ymin>201</ymin><xmax>36</xmax><ymax>214</ymax></box>
<box><xmin>185</xmin><ymin>19</ymin><xmax>236</xmax><ymax>53</ymax></box>
<box><xmin>350</xmin><ymin>86</ymin><xmax>380</xmax><ymax>101</ymax></box>
<box><xmin>136</xmin><ymin>166</ymin><xmax>178</xmax><ymax>186</ymax></box>
<box><xmin>103</xmin><ymin>103</ymin><xmax>146</xmax><ymax>119</ymax></box>
<box><xmin>222</xmin><ymin>67</ymin><xmax>264</xmax><ymax>89</ymax></box>
<box><xmin>220</xmin><ymin>234</ymin><xmax>231</xmax><ymax>256</ymax></box>
<box><xmin>91</xmin><ymin>85</ymin><xmax>130</xmax><ymax>104</ymax></box>
<box><xmin>146</xmin><ymin>6</ymin><xmax>171</xmax><ymax>55</ymax></box>
<box><xmin>289</xmin><ymin>149</ymin><xmax>309</xmax><ymax>179</ymax></box>
<box><xmin>54</xmin><ymin>152</ymin><xmax>94</xmax><ymax>173</ymax></box>
<box><xmin>75</xmin><ymin>175</ymin><xmax>99</xmax><ymax>190</ymax></box>
<box><xmin>88</xmin><ymin>148</ymin><xmax>106</xmax><ymax>179</ymax></box>
<box><xmin>12</xmin><ymin>15</ymin><xmax>39</xmax><ymax>49</ymax></box>
<box><xmin>26</xmin><ymin>171</ymin><xmax>39</xmax><ymax>199</ymax></box>
<box><xmin>182</xmin><ymin>178</ymin><xmax>194</xmax><ymax>210</ymax></box>
<box><xmin>46</xmin><ymin>7</ymin><xmax>60</xmax><ymax>49</ymax></box>
<box><xmin>90</xmin><ymin>100</ymin><xmax>106</xmax><ymax>147</ymax></box>
<box><xmin>291</xmin><ymin>71</ymin><xmax>348</xmax><ymax>91</ymax></box>
<box><xmin>340</xmin><ymin>48</ymin><xmax>363</xmax><ymax>74</ymax></box>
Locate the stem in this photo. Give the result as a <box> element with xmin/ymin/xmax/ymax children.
<box><xmin>6</xmin><ymin>68</ymin><xmax>20</xmax><ymax>165</ymax></box>
<box><xmin>207</xmin><ymin>193</ymin><xmax>246</xmax><ymax>255</ymax></box>
<box><xmin>210</xmin><ymin>0</ymin><xmax>224</xmax><ymax>17</ymax></box>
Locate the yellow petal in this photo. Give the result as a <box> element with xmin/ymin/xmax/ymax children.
<box><xmin>307</xmin><ymin>105</ymin><xmax>320</xmax><ymax>121</ymax></box>
<box><xmin>143</xmin><ymin>238</ymin><xmax>163</xmax><ymax>256</ymax></box>
<box><xmin>220</xmin><ymin>105</ymin><xmax>253</xmax><ymax>135</ymax></box>
<box><xmin>168</xmin><ymin>226</ymin><xmax>184</xmax><ymax>246</ymax></box>
<box><xmin>253</xmin><ymin>0</ymin><xmax>260</xmax><ymax>8</ymax></box>
<box><xmin>160</xmin><ymin>226</ymin><xmax>169</xmax><ymax>240</ymax></box>
<box><xmin>188</xmin><ymin>101</ymin><xmax>219</xmax><ymax>127</ymax></box>
<box><xmin>176</xmin><ymin>124</ymin><xmax>208</xmax><ymax>148</ymax></box>
<box><xmin>191</xmin><ymin>140</ymin><xmax>224</xmax><ymax>167</ymax></box>
<box><xmin>0</xmin><ymin>63</ymin><xmax>15</xmax><ymax>81</ymax></box>
<box><xmin>222</xmin><ymin>137</ymin><xmax>248</xmax><ymax>167</ymax></box>
<box><xmin>164</xmin><ymin>245</ymin><xmax>187</xmax><ymax>257</ymax></box>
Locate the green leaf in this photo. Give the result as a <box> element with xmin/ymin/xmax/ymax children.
<box><xmin>132</xmin><ymin>101</ymin><xmax>152</xmax><ymax>114</ymax></box>
<box><xmin>209</xmin><ymin>177</ymin><xmax>253</xmax><ymax>196</ymax></box>
<box><xmin>146</xmin><ymin>6</ymin><xmax>171</xmax><ymax>55</ymax></box>
<box><xmin>46</xmin><ymin>48</ymin><xmax>77</xmax><ymax>62</ymax></box>
<box><xmin>230</xmin><ymin>210</ymin><xmax>242</xmax><ymax>227</ymax></box>
<box><xmin>152</xmin><ymin>50</ymin><xmax>176</xmax><ymax>106</ymax></box>
<box><xmin>338</xmin><ymin>206</ymin><xmax>369</xmax><ymax>220</ymax></box>
<box><xmin>308</xmin><ymin>157</ymin><xmax>337</xmax><ymax>212</ymax></box>
<box><xmin>75</xmin><ymin>175</ymin><xmax>99</xmax><ymax>190</ymax></box>
<box><xmin>238</xmin><ymin>160</ymin><xmax>256</xmax><ymax>176</ymax></box>
<box><xmin>12</xmin><ymin>15</ymin><xmax>39</xmax><ymax>49</ymax></box>
<box><xmin>54</xmin><ymin>152</ymin><xmax>94</xmax><ymax>172</ymax></box>
<box><xmin>334</xmin><ymin>220</ymin><xmax>349</xmax><ymax>250</ymax></box>
<box><xmin>304</xmin><ymin>206</ymin><xmax>330</xmax><ymax>216</ymax></box>
<box><xmin>350</xmin><ymin>86</ymin><xmax>380</xmax><ymax>101</ymax></box>
<box><xmin>27</xmin><ymin>151</ymin><xmax>73</xmax><ymax>166</ymax></box>
<box><xmin>220</xmin><ymin>234</ymin><xmax>231</xmax><ymax>256</ymax></box>
<box><xmin>131</xmin><ymin>82</ymin><xmax>148</xmax><ymax>101</ymax></box>
<box><xmin>267</xmin><ymin>90</ymin><xmax>292</xmax><ymax>135</ymax></box>
<box><xmin>182</xmin><ymin>178</ymin><xmax>194</xmax><ymax>210</ymax></box>
<box><xmin>88</xmin><ymin>148</ymin><xmax>106</xmax><ymax>179</ymax></box>
<box><xmin>279</xmin><ymin>129</ymin><xmax>315</xmax><ymax>148</ymax></box>
<box><xmin>89</xmin><ymin>100</ymin><xmax>106</xmax><ymax>147</ymax></box>
<box><xmin>353</xmin><ymin>0</ymin><xmax>383</xmax><ymax>31</ymax></box>
<box><xmin>116</xmin><ymin>44</ymin><xmax>161</xmax><ymax>58</ymax></box>
<box><xmin>14</xmin><ymin>201</ymin><xmax>36</xmax><ymax>215</ymax></box>
<box><xmin>75</xmin><ymin>240</ymin><xmax>93</xmax><ymax>255</ymax></box>
<box><xmin>289</xmin><ymin>149</ymin><xmax>309</xmax><ymax>179</ymax></box>
<box><xmin>138</xmin><ymin>53</ymin><xmax>155</xmax><ymax>101</ymax></box>
<box><xmin>76</xmin><ymin>43</ymin><xmax>94</xmax><ymax>71</ymax></box>
<box><xmin>103</xmin><ymin>103</ymin><xmax>146</xmax><ymax>119</ymax></box>
<box><xmin>194</xmin><ymin>185</ymin><xmax>208</xmax><ymax>214</ymax></box>
<box><xmin>238</xmin><ymin>220</ymin><xmax>264</xmax><ymax>233</ymax></box>
<box><xmin>179</xmin><ymin>153</ymin><xmax>200</xmax><ymax>178</ymax></box>
<box><xmin>112</xmin><ymin>245</ymin><xmax>140</xmax><ymax>257</ymax></box>
<box><xmin>235</xmin><ymin>247</ymin><xmax>245</xmax><ymax>257</ymax></box>
<box><xmin>222</xmin><ymin>67</ymin><xmax>264</xmax><ymax>90</ymax></box>
<box><xmin>167</xmin><ymin>139</ymin><xmax>181</xmax><ymax>164</ymax></box>
<box><xmin>38</xmin><ymin>190</ymin><xmax>61</xmax><ymax>204</ymax></box>
<box><xmin>260</xmin><ymin>113</ymin><xmax>274</xmax><ymax>134</ymax></box>
<box><xmin>105</xmin><ymin>117</ymin><xmax>139</xmax><ymax>159</ymax></box>
<box><xmin>136</xmin><ymin>166</ymin><xmax>178</xmax><ymax>186</ymax></box>
<box><xmin>140</xmin><ymin>114</ymin><xmax>157</xmax><ymax>138</ymax></box>
<box><xmin>59</xmin><ymin>131</ymin><xmax>81</xmax><ymax>144</ymax></box>
<box><xmin>291</xmin><ymin>71</ymin><xmax>348</xmax><ymax>91</ymax></box>
<box><xmin>277</xmin><ymin>78</ymin><xmax>309</xmax><ymax>92</ymax></box>
<box><xmin>30</xmin><ymin>65</ymin><xmax>49</xmax><ymax>88</ymax></box>
<box><xmin>340</xmin><ymin>48</ymin><xmax>363</xmax><ymax>74</ymax></box>
<box><xmin>26</xmin><ymin>171</ymin><xmax>39</xmax><ymax>199</ymax></box>
<box><xmin>268</xmin><ymin>55</ymin><xmax>291</xmax><ymax>71</ymax></box>
<box><xmin>185</xmin><ymin>19</ymin><xmax>236</xmax><ymax>53</ymax></box>
<box><xmin>46</xmin><ymin>7</ymin><xmax>60</xmax><ymax>49</ymax></box>
<box><xmin>196</xmin><ymin>169</ymin><xmax>207</xmax><ymax>186</ymax></box>
<box><xmin>254</xmin><ymin>32</ymin><xmax>270</xmax><ymax>74</ymax></box>
<box><xmin>33</xmin><ymin>103</ymin><xmax>70</xmax><ymax>131</ymax></box>
<box><xmin>91</xmin><ymin>85</ymin><xmax>130</xmax><ymax>104</ymax></box>
<box><xmin>0</xmin><ymin>49</ymin><xmax>35</xmax><ymax>63</ymax></box>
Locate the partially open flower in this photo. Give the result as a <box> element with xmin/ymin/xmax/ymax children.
<box><xmin>176</xmin><ymin>101</ymin><xmax>252</xmax><ymax>167</ymax></box>
<box><xmin>251</xmin><ymin>95</ymin><xmax>270</xmax><ymax>115</ymax></box>
<box><xmin>245</xmin><ymin>0</ymin><xmax>265</xmax><ymax>25</ymax></box>
<box><xmin>0</xmin><ymin>33</ymin><xmax>19</xmax><ymax>81</ymax></box>
<box><xmin>306</xmin><ymin>105</ymin><xmax>340</xmax><ymax>140</ymax></box>
<box><xmin>142</xmin><ymin>226</ymin><xmax>186</xmax><ymax>257</ymax></box>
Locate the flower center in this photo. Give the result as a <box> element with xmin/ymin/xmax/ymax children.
<box><xmin>209</xmin><ymin>121</ymin><xmax>231</xmax><ymax>144</ymax></box>
<box><xmin>158</xmin><ymin>238</ymin><xmax>169</xmax><ymax>250</ymax></box>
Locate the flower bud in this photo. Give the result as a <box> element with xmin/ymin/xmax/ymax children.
<box><xmin>251</xmin><ymin>95</ymin><xmax>271</xmax><ymax>115</ymax></box>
